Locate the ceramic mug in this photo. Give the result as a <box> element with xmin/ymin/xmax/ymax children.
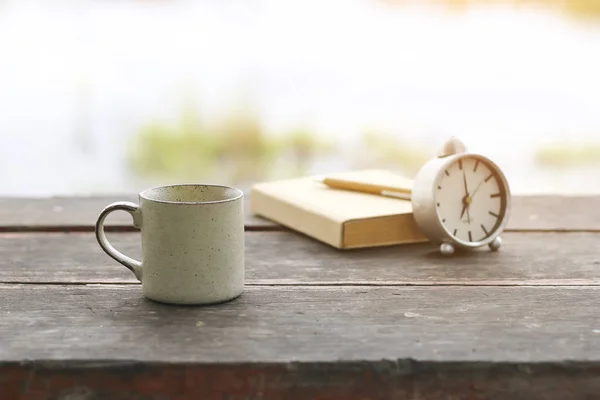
<box><xmin>95</xmin><ymin>184</ymin><xmax>245</xmax><ymax>305</ymax></box>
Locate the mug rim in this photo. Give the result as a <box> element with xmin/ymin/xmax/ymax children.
<box><xmin>139</xmin><ymin>183</ymin><xmax>244</xmax><ymax>205</ymax></box>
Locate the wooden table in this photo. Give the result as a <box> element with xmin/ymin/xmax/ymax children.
<box><xmin>1</xmin><ymin>195</ymin><xmax>600</xmax><ymax>399</ymax></box>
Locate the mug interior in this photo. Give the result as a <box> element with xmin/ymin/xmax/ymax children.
<box><xmin>140</xmin><ymin>184</ymin><xmax>243</xmax><ymax>204</ymax></box>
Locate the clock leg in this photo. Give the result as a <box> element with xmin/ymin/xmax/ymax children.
<box><xmin>489</xmin><ymin>236</ymin><xmax>502</xmax><ymax>251</ymax></box>
<box><xmin>440</xmin><ymin>242</ymin><xmax>455</xmax><ymax>256</ymax></box>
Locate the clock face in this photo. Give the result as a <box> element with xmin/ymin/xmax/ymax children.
<box><xmin>435</xmin><ymin>155</ymin><xmax>508</xmax><ymax>244</ymax></box>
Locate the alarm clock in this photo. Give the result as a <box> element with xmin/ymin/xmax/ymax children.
<box><xmin>411</xmin><ymin>137</ymin><xmax>511</xmax><ymax>255</ymax></box>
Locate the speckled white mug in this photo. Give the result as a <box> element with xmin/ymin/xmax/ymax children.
<box><xmin>95</xmin><ymin>184</ymin><xmax>245</xmax><ymax>305</ymax></box>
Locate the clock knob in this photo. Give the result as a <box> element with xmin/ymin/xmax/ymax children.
<box><xmin>437</xmin><ymin>137</ymin><xmax>467</xmax><ymax>158</ymax></box>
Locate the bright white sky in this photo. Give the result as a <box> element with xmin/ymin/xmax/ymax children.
<box><xmin>0</xmin><ymin>0</ymin><xmax>599</xmax><ymax>195</ymax></box>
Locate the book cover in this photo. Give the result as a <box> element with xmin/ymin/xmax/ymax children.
<box><xmin>250</xmin><ymin>169</ymin><xmax>428</xmax><ymax>249</ymax></box>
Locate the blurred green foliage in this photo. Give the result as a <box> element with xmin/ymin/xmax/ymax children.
<box><xmin>563</xmin><ymin>0</ymin><xmax>600</xmax><ymax>21</ymax></box>
<box><xmin>351</xmin><ymin>129</ymin><xmax>432</xmax><ymax>177</ymax></box>
<box><xmin>127</xmin><ymin>98</ymin><xmax>434</xmax><ymax>184</ymax></box>
<box><xmin>534</xmin><ymin>141</ymin><xmax>600</xmax><ymax>167</ymax></box>
<box><xmin>279</xmin><ymin>128</ymin><xmax>337</xmax><ymax>175</ymax></box>
<box><xmin>127</xmin><ymin>102</ymin><xmax>337</xmax><ymax>184</ymax></box>
<box><xmin>209</xmin><ymin>109</ymin><xmax>281</xmax><ymax>183</ymax></box>
<box><xmin>377</xmin><ymin>0</ymin><xmax>600</xmax><ymax>20</ymax></box>
<box><xmin>128</xmin><ymin>103</ymin><xmax>220</xmax><ymax>180</ymax></box>
<box><xmin>129</xmin><ymin>98</ymin><xmax>600</xmax><ymax>185</ymax></box>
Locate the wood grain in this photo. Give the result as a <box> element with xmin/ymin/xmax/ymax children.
<box><xmin>508</xmin><ymin>195</ymin><xmax>600</xmax><ymax>231</ymax></box>
<box><xmin>1</xmin><ymin>195</ymin><xmax>599</xmax><ymax>231</ymax></box>
<box><xmin>0</xmin><ymin>195</ymin><xmax>273</xmax><ymax>231</ymax></box>
<box><xmin>2</xmin><ymin>194</ymin><xmax>598</xmax><ymax>399</ymax></box>
<box><xmin>1</xmin><ymin>231</ymin><xmax>599</xmax><ymax>285</ymax></box>
<box><xmin>1</xmin><ymin>285</ymin><xmax>599</xmax><ymax>364</ymax></box>
<box><xmin>2</xmin><ymin>362</ymin><xmax>600</xmax><ymax>400</ymax></box>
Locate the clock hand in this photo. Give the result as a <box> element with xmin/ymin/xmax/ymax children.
<box><xmin>460</xmin><ymin>196</ymin><xmax>472</xmax><ymax>222</ymax></box>
<box><xmin>470</xmin><ymin>174</ymin><xmax>490</xmax><ymax>198</ymax></box>
<box><xmin>460</xmin><ymin>170</ymin><xmax>472</xmax><ymax>223</ymax></box>
<box><xmin>466</xmin><ymin>201</ymin><xmax>471</xmax><ymax>223</ymax></box>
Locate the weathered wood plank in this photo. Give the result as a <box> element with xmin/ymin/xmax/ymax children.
<box><xmin>0</xmin><ymin>195</ymin><xmax>273</xmax><ymax>231</ymax></box>
<box><xmin>0</xmin><ymin>195</ymin><xmax>599</xmax><ymax>231</ymax></box>
<box><xmin>2</xmin><ymin>361</ymin><xmax>599</xmax><ymax>400</ymax></box>
<box><xmin>1</xmin><ymin>231</ymin><xmax>599</xmax><ymax>285</ymax></box>
<box><xmin>508</xmin><ymin>195</ymin><xmax>600</xmax><ymax>231</ymax></box>
<box><xmin>1</xmin><ymin>285</ymin><xmax>599</xmax><ymax>364</ymax></box>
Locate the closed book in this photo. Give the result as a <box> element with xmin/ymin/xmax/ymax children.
<box><xmin>250</xmin><ymin>169</ymin><xmax>428</xmax><ymax>249</ymax></box>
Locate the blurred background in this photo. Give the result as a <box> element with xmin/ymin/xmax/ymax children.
<box><xmin>1</xmin><ymin>0</ymin><xmax>600</xmax><ymax>197</ymax></box>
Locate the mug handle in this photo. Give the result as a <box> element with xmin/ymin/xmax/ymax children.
<box><xmin>95</xmin><ymin>201</ymin><xmax>143</xmax><ymax>281</ymax></box>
